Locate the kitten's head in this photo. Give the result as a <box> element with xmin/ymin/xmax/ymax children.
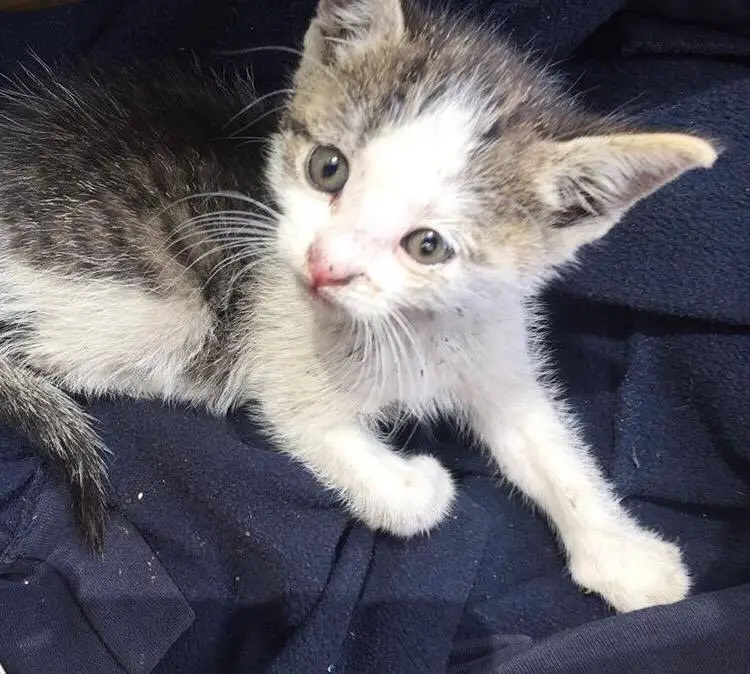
<box><xmin>268</xmin><ymin>0</ymin><xmax>718</xmax><ymax>318</ymax></box>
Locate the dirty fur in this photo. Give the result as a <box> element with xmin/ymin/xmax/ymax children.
<box><xmin>0</xmin><ymin>0</ymin><xmax>719</xmax><ymax>612</ymax></box>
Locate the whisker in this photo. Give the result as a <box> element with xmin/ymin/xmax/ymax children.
<box><xmin>173</xmin><ymin>208</ymin><xmax>277</xmax><ymax>223</ymax></box>
<box><xmin>169</xmin><ymin>220</ymin><xmax>278</xmax><ymax>238</ymax></box>
<box><xmin>393</xmin><ymin>310</ymin><xmax>422</xmax><ymax>368</ymax></box>
<box><xmin>350</xmin><ymin>318</ymin><xmax>371</xmax><ymax>397</ymax></box>
<box><xmin>387</xmin><ymin>317</ymin><xmax>410</xmax><ymax>405</ymax></box>
<box><xmin>163</xmin><ymin>210</ymin><xmax>277</xmax><ymax>241</ymax></box>
<box><xmin>202</xmin><ymin>247</ymin><xmax>262</xmax><ymax>291</ymax></box>
<box><xmin>223</xmin><ymin>88</ymin><xmax>294</xmax><ymax>130</ymax></box>
<box><xmin>149</xmin><ymin>191</ymin><xmax>281</xmax><ymax>227</ymax></box>
<box><xmin>364</xmin><ymin>319</ymin><xmax>384</xmax><ymax>408</ymax></box>
<box><xmin>173</xmin><ymin>242</ymin><xmax>266</xmax><ymax>283</ymax></box>
<box><xmin>171</xmin><ymin>212</ymin><xmax>277</xmax><ymax>227</ymax></box>
<box><xmin>162</xmin><ymin>217</ymin><xmax>277</xmax><ymax>253</ymax></box>
<box><xmin>170</xmin><ymin>237</ymin><xmax>276</xmax><ymax>256</ymax></box>
<box><xmin>207</xmin><ymin>193</ymin><xmax>281</xmax><ymax>220</ymax></box>
<box><xmin>212</xmin><ymin>135</ymin><xmax>272</xmax><ymax>145</ymax></box>
<box><xmin>397</xmin><ymin>417</ymin><xmax>421</xmax><ymax>454</ymax></box>
<box><xmin>169</xmin><ymin>239</ymin><xmax>252</xmax><ymax>264</ymax></box>
<box><xmin>214</xmin><ymin>44</ymin><xmax>356</xmax><ymax>106</ymax></box>
<box><xmin>173</xmin><ymin>231</ymin><xmax>276</xmax><ymax>245</ymax></box>
<box><xmin>215</xmin><ymin>44</ymin><xmax>306</xmax><ymax>59</ymax></box>
<box><xmin>229</xmin><ymin>104</ymin><xmax>291</xmax><ymax>138</ymax></box>
<box><xmin>376</xmin><ymin>320</ymin><xmax>399</xmax><ymax>405</ymax></box>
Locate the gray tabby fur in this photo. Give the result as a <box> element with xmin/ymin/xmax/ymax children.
<box><xmin>0</xmin><ymin>0</ymin><xmax>719</xmax><ymax>612</ymax></box>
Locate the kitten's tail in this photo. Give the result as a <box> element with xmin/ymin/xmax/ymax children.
<box><xmin>0</xmin><ymin>356</ymin><xmax>109</xmax><ymax>551</ymax></box>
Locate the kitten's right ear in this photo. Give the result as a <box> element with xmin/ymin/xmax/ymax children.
<box><xmin>304</xmin><ymin>0</ymin><xmax>406</xmax><ymax>64</ymax></box>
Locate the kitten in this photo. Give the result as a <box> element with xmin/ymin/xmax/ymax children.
<box><xmin>0</xmin><ymin>0</ymin><xmax>718</xmax><ymax>613</ymax></box>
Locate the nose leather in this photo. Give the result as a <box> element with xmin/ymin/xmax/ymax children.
<box><xmin>306</xmin><ymin>245</ymin><xmax>357</xmax><ymax>290</ymax></box>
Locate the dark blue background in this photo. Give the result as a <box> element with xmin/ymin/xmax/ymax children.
<box><xmin>0</xmin><ymin>1</ymin><xmax>748</xmax><ymax>672</ymax></box>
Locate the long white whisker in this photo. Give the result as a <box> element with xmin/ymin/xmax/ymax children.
<box><xmin>173</xmin><ymin>209</ymin><xmax>277</xmax><ymax>225</ymax></box>
<box><xmin>213</xmin><ymin>44</ymin><xmax>355</xmax><ymax>104</ymax></box>
<box><xmin>221</xmin><ymin>136</ymin><xmax>271</xmax><ymax>144</ymax></box>
<box><xmin>171</xmin><ymin>237</ymin><xmax>276</xmax><ymax>256</ymax></box>
<box><xmin>168</xmin><ymin>241</ymin><xmax>250</xmax><ymax>267</ymax></box>
<box><xmin>388</xmin><ymin>317</ymin><xmax>411</xmax><ymax>406</ymax></box>
<box><xmin>362</xmin><ymin>321</ymin><xmax>379</xmax><ymax>410</ymax></box>
<box><xmin>166</xmin><ymin>228</ymin><xmax>276</xmax><ymax>255</ymax></box>
<box><xmin>202</xmin><ymin>247</ymin><xmax>261</xmax><ymax>291</ymax></box>
<box><xmin>349</xmin><ymin>318</ymin><xmax>370</xmax><ymax>398</ymax></box>
<box><xmin>215</xmin><ymin>44</ymin><xmax>305</xmax><ymax>58</ymax></box>
<box><xmin>170</xmin><ymin>222</ymin><xmax>278</xmax><ymax>240</ymax></box>
<box><xmin>176</xmin><ymin>232</ymin><xmax>276</xmax><ymax>245</ymax></box>
<box><xmin>392</xmin><ymin>309</ymin><xmax>424</xmax><ymax>394</ymax></box>
<box><xmin>398</xmin><ymin>418</ymin><xmax>421</xmax><ymax>454</ymax></box>
<box><xmin>163</xmin><ymin>212</ymin><xmax>277</xmax><ymax>246</ymax></box>
<box><xmin>223</xmin><ymin>88</ymin><xmax>294</xmax><ymax>130</ymax></box>
<box><xmin>229</xmin><ymin>105</ymin><xmax>289</xmax><ymax>139</ymax></box>
<box><xmin>377</xmin><ymin>320</ymin><xmax>400</xmax><ymax>405</ymax></box>
<box><xmin>366</xmin><ymin>320</ymin><xmax>383</xmax><ymax>408</ymax></box>
<box><xmin>150</xmin><ymin>191</ymin><xmax>281</xmax><ymax>225</ymax></box>
<box><xmin>209</xmin><ymin>193</ymin><xmax>281</xmax><ymax>219</ymax></box>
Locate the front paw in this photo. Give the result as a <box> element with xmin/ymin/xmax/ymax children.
<box><xmin>569</xmin><ymin>527</ymin><xmax>690</xmax><ymax>613</ymax></box>
<box><xmin>353</xmin><ymin>454</ymin><xmax>456</xmax><ymax>538</ymax></box>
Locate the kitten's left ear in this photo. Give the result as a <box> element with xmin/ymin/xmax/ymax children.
<box><xmin>537</xmin><ymin>132</ymin><xmax>720</xmax><ymax>259</ymax></box>
<box><xmin>304</xmin><ymin>0</ymin><xmax>405</xmax><ymax>64</ymax></box>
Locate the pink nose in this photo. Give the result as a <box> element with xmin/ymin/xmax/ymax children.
<box><xmin>306</xmin><ymin>245</ymin><xmax>357</xmax><ymax>291</ymax></box>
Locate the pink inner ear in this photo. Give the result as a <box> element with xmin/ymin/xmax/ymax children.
<box><xmin>551</xmin><ymin>134</ymin><xmax>718</xmax><ymax>222</ymax></box>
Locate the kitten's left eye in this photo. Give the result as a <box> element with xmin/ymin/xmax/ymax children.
<box><xmin>306</xmin><ymin>145</ymin><xmax>349</xmax><ymax>194</ymax></box>
<box><xmin>401</xmin><ymin>229</ymin><xmax>454</xmax><ymax>265</ymax></box>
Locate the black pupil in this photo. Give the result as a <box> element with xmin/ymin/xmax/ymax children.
<box><xmin>419</xmin><ymin>232</ymin><xmax>439</xmax><ymax>257</ymax></box>
<box><xmin>322</xmin><ymin>154</ymin><xmax>339</xmax><ymax>180</ymax></box>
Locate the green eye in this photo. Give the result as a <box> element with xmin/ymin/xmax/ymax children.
<box><xmin>306</xmin><ymin>145</ymin><xmax>349</xmax><ymax>194</ymax></box>
<box><xmin>401</xmin><ymin>229</ymin><xmax>454</xmax><ymax>265</ymax></box>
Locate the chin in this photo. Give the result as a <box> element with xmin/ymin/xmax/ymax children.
<box><xmin>321</xmin><ymin>288</ymin><xmax>398</xmax><ymax>321</ymax></box>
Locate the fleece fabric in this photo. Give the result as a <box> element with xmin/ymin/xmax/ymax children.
<box><xmin>0</xmin><ymin>0</ymin><xmax>748</xmax><ymax>672</ymax></box>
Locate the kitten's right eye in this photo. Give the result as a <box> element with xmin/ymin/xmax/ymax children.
<box><xmin>306</xmin><ymin>145</ymin><xmax>349</xmax><ymax>194</ymax></box>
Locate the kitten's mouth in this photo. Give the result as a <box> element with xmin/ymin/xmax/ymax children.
<box><xmin>305</xmin><ymin>282</ymin><xmax>336</xmax><ymax>305</ymax></box>
<box><xmin>297</xmin><ymin>275</ymin><xmax>347</xmax><ymax>306</ymax></box>
<box><xmin>311</xmin><ymin>273</ymin><xmax>358</xmax><ymax>294</ymax></box>
<box><xmin>299</xmin><ymin>272</ymin><xmax>371</xmax><ymax>308</ymax></box>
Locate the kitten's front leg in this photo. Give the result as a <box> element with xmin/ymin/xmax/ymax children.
<box><xmin>469</xmin><ymin>385</ymin><xmax>690</xmax><ymax>612</ymax></box>
<box><xmin>268</xmin><ymin>410</ymin><xmax>456</xmax><ymax>537</ymax></box>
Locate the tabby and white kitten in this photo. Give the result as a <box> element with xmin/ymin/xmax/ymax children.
<box><xmin>0</xmin><ymin>0</ymin><xmax>717</xmax><ymax>612</ymax></box>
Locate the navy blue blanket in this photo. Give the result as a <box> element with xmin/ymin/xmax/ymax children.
<box><xmin>0</xmin><ymin>1</ymin><xmax>748</xmax><ymax>672</ymax></box>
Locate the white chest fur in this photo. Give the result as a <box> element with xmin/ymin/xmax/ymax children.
<box><xmin>318</xmin><ymin>290</ymin><xmax>532</xmax><ymax>419</ymax></box>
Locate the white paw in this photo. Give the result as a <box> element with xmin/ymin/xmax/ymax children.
<box><xmin>354</xmin><ymin>454</ymin><xmax>456</xmax><ymax>538</ymax></box>
<box><xmin>569</xmin><ymin>526</ymin><xmax>691</xmax><ymax>613</ymax></box>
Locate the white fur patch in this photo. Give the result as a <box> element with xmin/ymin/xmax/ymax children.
<box><xmin>0</xmin><ymin>260</ymin><xmax>213</xmax><ymax>401</ymax></box>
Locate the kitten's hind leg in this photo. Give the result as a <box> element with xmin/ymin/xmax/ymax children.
<box><xmin>0</xmin><ymin>357</ymin><xmax>110</xmax><ymax>551</ymax></box>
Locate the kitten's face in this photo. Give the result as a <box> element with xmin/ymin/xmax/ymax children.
<box><xmin>268</xmin><ymin>0</ymin><xmax>717</xmax><ymax>319</ymax></box>
<box><xmin>272</xmin><ymin>99</ymin><xmax>489</xmax><ymax>317</ymax></box>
